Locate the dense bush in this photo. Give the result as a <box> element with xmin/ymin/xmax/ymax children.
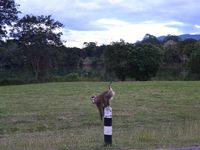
<box><xmin>189</xmin><ymin>47</ymin><xmax>200</xmax><ymax>79</ymax></box>
<box><xmin>0</xmin><ymin>78</ymin><xmax>25</xmax><ymax>85</ymax></box>
<box><xmin>128</xmin><ymin>43</ymin><xmax>163</xmax><ymax>81</ymax></box>
<box><xmin>47</xmin><ymin>73</ymin><xmax>79</xmax><ymax>82</ymax></box>
<box><xmin>104</xmin><ymin>41</ymin><xmax>163</xmax><ymax>81</ymax></box>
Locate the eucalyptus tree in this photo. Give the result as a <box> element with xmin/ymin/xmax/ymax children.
<box><xmin>104</xmin><ymin>39</ymin><xmax>131</xmax><ymax>81</ymax></box>
<box><xmin>13</xmin><ymin>15</ymin><xmax>64</xmax><ymax>81</ymax></box>
<box><xmin>128</xmin><ymin>43</ymin><xmax>163</xmax><ymax>81</ymax></box>
<box><xmin>189</xmin><ymin>42</ymin><xmax>200</xmax><ymax>78</ymax></box>
<box><xmin>0</xmin><ymin>0</ymin><xmax>19</xmax><ymax>39</ymax></box>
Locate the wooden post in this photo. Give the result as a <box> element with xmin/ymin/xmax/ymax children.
<box><xmin>104</xmin><ymin>106</ymin><xmax>112</xmax><ymax>145</ymax></box>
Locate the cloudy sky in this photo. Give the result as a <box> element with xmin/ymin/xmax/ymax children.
<box><xmin>15</xmin><ymin>0</ymin><xmax>200</xmax><ymax>48</ymax></box>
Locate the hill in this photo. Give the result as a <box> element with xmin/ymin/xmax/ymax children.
<box><xmin>158</xmin><ymin>34</ymin><xmax>200</xmax><ymax>41</ymax></box>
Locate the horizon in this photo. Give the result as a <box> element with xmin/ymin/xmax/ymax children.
<box><xmin>15</xmin><ymin>0</ymin><xmax>200</xmax><ymax>48</ymax></box>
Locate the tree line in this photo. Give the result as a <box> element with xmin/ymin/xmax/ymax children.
<box><xmin>1</xmin><ymin>0</ymin><xmax>200</xmax><ymax>85</ymax></box>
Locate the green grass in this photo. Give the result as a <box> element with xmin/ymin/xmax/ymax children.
<box><xmin>0</xmin><ymin>81</ymin><xmax>200</xmax><ymax>150</ymax></box>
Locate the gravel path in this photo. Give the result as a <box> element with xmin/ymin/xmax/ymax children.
<box><xmin>167</xmin><ymin>147</ymin><xmax>200</xmax><ymax>150</ymax></box>
<box><xmin>155</xmin><ymin>146</ymin><xmax>200</xmax><ymax>150</ymax></box>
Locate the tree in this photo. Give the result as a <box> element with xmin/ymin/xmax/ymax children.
<box><xmin>13</xmin><ymin>15</ymin><xmax>63</xmax><ymax>81</ymax></box>
<box><xmin>104</xmin><ymin>39</ymin><xmax>131</xmax><ymax>81</ymax></box>
<box><xmin>141</xmin><ymin>34</ymin><xmax>160</xmax><ymax>45</ymax></box>
<box><xmin>0</xmin><ymin>40</ymin><xmax>24</xmax><ymax>70</ymax></box>
<box><xmin>163</xmin><ymin>40</ymin><xmax>181</xmax><ymax>64</ymax></box>
<box><xmin>179</xmin><ymin>39</ymin><xmax>197</xmax><ymax>56</ymax></box>
<box><xmin>59</xmin><ymin>47</ymin><xmax>82</xmax><ymax>70</ymax></box>
<box><xmin>163</xmin><ymin>35</ymin><xmax>180</xmax><ymax>43</ymax></box>
<box><xmin>189</xmin><ymin>43</ymin><xmax>200</xmax><ymax>78</ymax></box>
<box><xmin>0</xmin><ymin>0</ymin><xmax>20</xmax><ymax>39</ymax></box>
<box><xmin>128</xmin><ymin>43</ymin><xmax>163</xmax><ymax>81</ymax></box>
<box><xmin>83</xmin><ymin>42</ymin><xmax>97</xmax><ymax>57</ymax></box>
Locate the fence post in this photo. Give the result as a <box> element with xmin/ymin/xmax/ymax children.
<box><xmin>104</xmin><ymin>106</ymin><xmax>112</xmax><ymax>145</ymax></box>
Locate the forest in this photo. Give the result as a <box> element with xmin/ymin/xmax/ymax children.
<box><xmin>1</xmin><ymin>0</ymin><xmax>200</xmax><ymax>85</ymax></box>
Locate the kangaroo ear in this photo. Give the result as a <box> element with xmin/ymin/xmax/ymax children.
<box><xmin>108</xmin><ymin>81</ymin><xmax>112</xmax><ymax>90</ymax></box>
<box><xmin>90</xmin><ymin>96</ymin><xmax>95</xmax><ymax>99</ymax></box>
<box><xmin>90</xmin><ymin>96</ymin><xmax>96</xmax><ymax>104</ymax></box>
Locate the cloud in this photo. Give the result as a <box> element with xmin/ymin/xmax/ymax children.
<box><xmin>108</xmin><ymin>0</ymin><xmax>124</xmax><ymax>4</ymax></box>
<box><xmin>166</xmin><ymin>21</ymin><xmax>185</xmax><ymax>26</ymax></box>
<box><xmin>15</xmin><ymin>0</ymin><xmax>200</xmax><ymax>47</ymax></box>
<box><xmin>63</xmin><ymin>18</ymin><xmax>183</xmax><ymax>48</ymax></box>
<box><xmin>16</xmin><ymin>0</ymin><xmax>200</xmax><ymax>26</ymax></box>
<box><xmin>195</xmin><ymin>25</ymin><xmax>200</xmax><ymax>29</ymax></box>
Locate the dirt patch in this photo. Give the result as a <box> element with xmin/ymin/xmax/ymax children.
<box><xmin>154</xmin><ymin>146</ymin><xmax>200</xmax><ymax>150</ymax></box>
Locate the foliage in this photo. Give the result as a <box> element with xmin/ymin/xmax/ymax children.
<box><xmin>163</xmin><ymin>40</ymin><xmax>181</xmax><ymax>64</ymax></box>
<box><xmin>141</xmin><ymin>34</ymin><xmax>161</xmax><ymax>46</ymax></box>
<box><xmin>189</xmin><ymin>45</ymin><xmax>200</xmax><ymax>78</ymax></box>
<box><xmin>178</xmin><ymin>39</ymin><xmax>197</xmax><ymax>57</ymax></box>
<box><xmin>128</xmin><ymin>43</ymin><xmax>163</xmax><ymax>80</ymax></box>
<box><xmin>104</xmin><ymin>40</ymin><xmax>163</xmax><ymax>81</ymax></box>
<box><xmin>0</xmin><ymin>40</ymin><xmax>24</xmax><ymax>70</ymax></box>
<box><xmin>12</xmin><ymin>15</ymin><xmax>64</xmax><ymax>81</ymax></box>
<box><xmin>104</xmin><ymin>39</ymin><xmax>131</xmax><ymax>81</ymax></box>
<box><xmin>163</xmin><ymin>34</ymin><xmax>180</xmax><ymax>42</ymax></box>
<box><xmin>58</xmin><ymin>47</ymin><xmax>82</xmax><ymax>70</ymax></box>
<box><xmin>1</xmin><ymin>14</ymin><xmax>200</xmax><ymax>83</ymax></box>
<box><xmin>0</xmin><ymin>0</ymin><xmax>20</xmax><ymax>39</ymax></box>
<box><xmin>0</xmin><ymin>78</ymin><xmax>25</xmax><ymax>85</ymax></box>
<box><xmin>13</xmin><ymin>15</ymin><xmax>63</xmax><ymax>47</ymax></box>
<box><xmin>83</xmin><ymin>42</ymin><xmax>97</xmax><ymax>57</ymax></box>
<box><xmin>47</xmin><ymin>73</ymin><xmax>79</xmax><ymax>82</ymax></box>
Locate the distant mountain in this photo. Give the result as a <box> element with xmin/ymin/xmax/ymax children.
<box><xmin>157</xmin><ymin>34</ymin><xmax>200</xmax><ymax>41</ymax></box>
<box><xmin>179</xmin><ymin>34</ymin><xmax>200</xmax><ymax>40</ymax></box>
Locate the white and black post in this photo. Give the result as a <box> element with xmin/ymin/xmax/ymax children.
<box><xmin>104</xmin><ymin>106</ymin><xmax>112</xmax><ymax>145</ymax></box>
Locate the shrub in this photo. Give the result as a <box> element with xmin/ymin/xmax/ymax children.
<box><xmin>0</xmin><ymin>78</ymin><xmax>25</xmax><ymax>86</ymax></box>
<box><xmin>64</xmin><ymin>73</ymin><xmax>79</xmax><ymax>81</ymax></box>
<box><xmin>189</xmin><ymin>48</ymin><xmax>200</xmax><ymax>79</ymax></box>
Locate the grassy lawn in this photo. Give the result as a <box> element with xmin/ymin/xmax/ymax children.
<box><xmin>0</xmin><ymin>81</ymin><xmax>200</xmax><ymax>150</ymax></box>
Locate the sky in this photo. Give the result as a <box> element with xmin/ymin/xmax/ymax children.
<box><xmin>15</xmin><ymin>0</ymin><xmax>200</xmax><ymax>48</ymax></box>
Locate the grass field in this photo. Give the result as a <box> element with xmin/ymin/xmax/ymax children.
<box><xmin>0</xmin><ymin>81</ymin><xmax>200</xmax><ymax>150</ymax></box>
